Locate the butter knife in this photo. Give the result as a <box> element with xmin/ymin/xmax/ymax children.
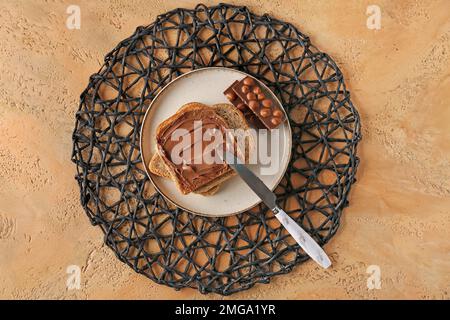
<box><xmin>223</xmin><ymin>151</ymin><xmax>332</xmax><ymax>269</ymax></box>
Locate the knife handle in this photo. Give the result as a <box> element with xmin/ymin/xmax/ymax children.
<box><xmin>273</xmin><ymin>206</ymin><xmax>332</xmax><ymax>269</ymax></box>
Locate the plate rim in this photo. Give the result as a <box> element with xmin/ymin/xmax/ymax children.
<box><xmin>139</xmin><ymin>67</ymin><xmax>292</xmax><ymax>217</ymax></box>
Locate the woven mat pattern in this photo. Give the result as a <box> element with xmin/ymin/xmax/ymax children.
<box><xmin>72</xmin><ymin>3</ymin><xmax>361</xmax><ymax>295</ymax></box>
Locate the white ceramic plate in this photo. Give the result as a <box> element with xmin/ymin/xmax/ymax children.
<box><xmin>140</xmin><ymin>67</ymin><xmax>292</xmax><ymax>217</ymax></box>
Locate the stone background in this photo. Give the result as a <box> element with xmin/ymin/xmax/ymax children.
<box><xmin>0</xmin><ymin>0</ymin><xmax>449</xmax><ymax>299</ymax></box>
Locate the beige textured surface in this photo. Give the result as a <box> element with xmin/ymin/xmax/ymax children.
<box><xmin>0</xmin><ymin>0</ymin><xmax>449</xmax><ymax>299</ymax></box>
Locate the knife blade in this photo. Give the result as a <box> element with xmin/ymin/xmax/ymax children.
<box><xmin>223</xmin><ymin>151</ymin><xmax>332</xmax><ymax>269</ymax></box>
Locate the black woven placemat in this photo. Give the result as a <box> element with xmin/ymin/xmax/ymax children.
<box><xmin>72</xmin><ymin>3</ymin><xmax>361</xmax><ymax>295</ymax></box>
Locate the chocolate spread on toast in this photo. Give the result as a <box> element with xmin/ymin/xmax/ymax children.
<box><xmin>157</xmin><ymin>109</ymin><xmax>232</xmax><ymax>193</ymax></box>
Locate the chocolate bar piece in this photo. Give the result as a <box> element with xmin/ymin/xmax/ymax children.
<box><xmin>231</xmin><ymin>77</ymin><xmax>285</xmax><ymax>129</ymax></box>
<box><xmin>223</xmin><ymin>81</ymin><xmax>265</xmax><ymax>129</ymax></box>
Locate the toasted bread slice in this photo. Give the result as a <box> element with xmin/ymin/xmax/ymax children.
<box><xmin>148</xmin><ymin>102</ymin><xmax>253</xmax><ymax>195</ymax></box>
<box><xmin>155</xmin><ymin>102</ymin><xmax>234</xmax><ymax>195</ymax></box>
